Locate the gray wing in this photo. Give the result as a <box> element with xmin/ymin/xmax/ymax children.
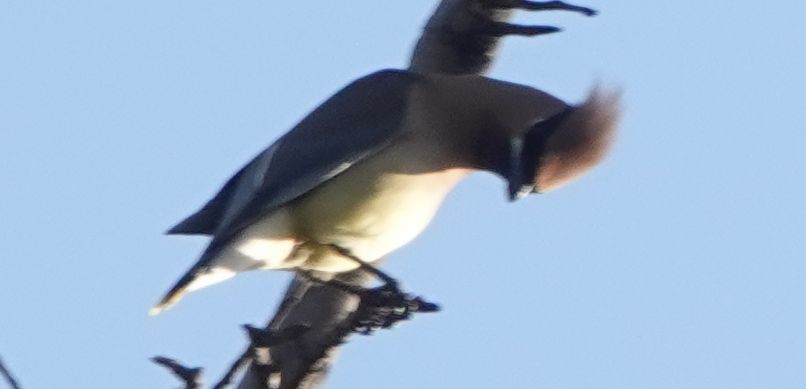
<box><xmin>166</xmin><ymin>163</ymin><xmax>249</xmax><ymax>235</ymax></box>
<box><xmin>167</xmin><ymin>69</ymin><xmax>421</xmax><ymax>245</ymax></box>
<box><xmin>156</xmin><ymin>70</ymin><xmax>421</xmax><ymax>311</ymax></box>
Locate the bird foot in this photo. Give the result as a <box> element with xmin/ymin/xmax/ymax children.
<box><xmin>300</xmin><ymin>245</ymin><xmax>441</xmax><ymax>335</ymax></box>
<box><xmin>351</xmin><ymin>282</ymin><xmax>440</xmax><ymax>335</ymax></box>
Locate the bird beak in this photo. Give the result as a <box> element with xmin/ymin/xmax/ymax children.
<box><xmin>508</xmin><ymin>182</ymin><xmax>535</xmax><ymax>202</ymax></box>
<box><xmin>506</xmin><ymin>114</ymin><xmax>559</xmax><ymax>202</ymax></box>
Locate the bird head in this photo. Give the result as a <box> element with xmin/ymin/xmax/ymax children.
<box><xmin>508</xmin><ymin>86</ymin><xmax>621</xmax><ymax>200</ymax></box>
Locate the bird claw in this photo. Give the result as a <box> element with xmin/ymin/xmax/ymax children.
<box><xmin>301</xmin><ymin>244</ymin><xmax>440</xmax><ymax>335</ymax></box>
<box><xmin>352</xmin><ymin>283</ymin><xmax>440</xmax><ymax>335</ymax></box>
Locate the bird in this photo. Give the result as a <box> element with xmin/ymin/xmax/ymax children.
<box><xmin>149</xmin><ymin>69</ymin><xmax>620</xmax><ymax>315</ymax></box>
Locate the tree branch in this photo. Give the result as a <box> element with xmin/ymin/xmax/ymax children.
<box><xmin>237</xmin><ymin>270</ymin><xmax>372</xmax><ymax>389</ymax></box>
<box><xmin>213</xmin><ymin>348</ymin><xmax>254</xmax><ymax>389</ymax></box>
<box><xmin>0</xmin><ymin>356</ymin><xmax>21</xmax><ymax>389</ymax></box>
<box><xmin>152</xmin><ymin>357</ymin><xmax>203</xmax><ymax>389</ymax></box>
<box><xmin>410</xmin><ymin>0</ymin><xmax>516</xmax><ymax>75</ymax></box>
<box><xmin>409</xmin><ymin>0</ymin><xmax>596</xmax><ymax>75</ymax></box>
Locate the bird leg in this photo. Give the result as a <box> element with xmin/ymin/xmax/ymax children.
<box><xmin>299</xmin><ymin>245</ymin><xmax>440</xmax><ymax>335</ymax></box>
<box><xmin>325</xmin><ymin>244</ymin><xmax>399</xmax><ymax>287</ymax></box>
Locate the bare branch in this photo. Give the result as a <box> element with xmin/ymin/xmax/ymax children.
<box><xmin>409</xmin><ymin>0</ymin><xmax>597</xmax><ymax>75</ymax></box>
<box><xmin>213</xmin><ymin>349</ymin><xmax>254</xmax><ymax>389</ymax></box>
<box><xmin>409</xmin><ymin>0</ymin><xmax>514</xmax><ymax>75</ymax></box>
<box><xmin>237</xmin><ymin>260</ymin><xmax>438</xmax><ymax>389</ymax></box>
<box><xmin>152</xmin><ymin>356</ymin><xmax>203</xmax><ymax>389</ymax></box>
<box><xmin>0</xmin><ymin>356</ymin><xmax>21</xmax><ymax>389</ymax></box>
<box><xmin>490</xmin><ymin>0</ymin><xmax>596</xmax><ymax>16</ymax></box>
<box><xmin>237</xmin><ymin>271</ymin><xmax>371</xmax><ymax>389</ymax></box>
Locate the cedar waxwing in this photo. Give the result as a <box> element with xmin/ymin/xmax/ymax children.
<box><xmin>151</xmin><ymin>70</ymin><xmax>620</xmax><ymax>315</ymax></box>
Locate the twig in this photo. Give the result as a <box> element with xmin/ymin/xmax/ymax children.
<box><xmin>0</xmin><ymin>356</ymin><xmax>21</xmax><ymax>389</ymax></box>
<box><xmin>152</xmin><ymin>356</ymin><xmax>203</xmax><ymax>389</ymax></box>
<box><xmin>488</xmin><ymin>0</ymin><xmax>597</xmax><ymax>16</ymax></box>
<box><xmin>212</xmin><ymin>349</ymin><xmax>253</xmax><ymax>389</ymax></box>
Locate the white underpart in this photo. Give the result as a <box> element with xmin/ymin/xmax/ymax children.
<box><xmin>212</xmin><ymin>208</ymin><xmax>298</xmax><ymax>272</ymax></box>
<box><xmin>186</xmin><ymin>267</ymin><xmax>236</xmax><ymax>292</ymax></box>
<box><xmin>291</xmin><ymin>166</ymin><xmax>470</xmax><ymax>272</ymax></box>
<box><xmin>237</xmin><ymin>239</ymin><xmax>293</xmax><ymax>262</ymax></box>
<box><xmin>194</xmin><ymin>153</ymin><xmax>471</xmax><ymax>283</ymax></box>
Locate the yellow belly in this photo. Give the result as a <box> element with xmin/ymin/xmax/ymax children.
<box><xmin>290</xmin><ymin>158</ymin><xmax>469</xmax><ymax>272</ymax></box>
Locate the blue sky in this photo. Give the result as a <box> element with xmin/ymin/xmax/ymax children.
<box><xmin>1</xmin><ymin>1</ymin><xmax>805</xmax><ymax>388</ymax></box>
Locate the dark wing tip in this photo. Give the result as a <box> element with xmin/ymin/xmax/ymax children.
<box><xmin>165</xmin><ymin>211</ymin><xmax>218</xmax><ymax>236</ymax></box>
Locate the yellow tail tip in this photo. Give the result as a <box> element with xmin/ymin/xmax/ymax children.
<box><xmin>148</xmin><ymin>306</ymin><xmax>165</xmax><ymax>316</ymax></box>
<box><xmin>149</xmin><ymin>278</ymin><xmax>192</xmax><ymax>316</ymax></box>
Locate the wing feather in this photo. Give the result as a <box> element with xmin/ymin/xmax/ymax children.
<box><xmin>155</xmin><ymin>70</ymin><xmax>422</xmax><ymax>311</ymax></box>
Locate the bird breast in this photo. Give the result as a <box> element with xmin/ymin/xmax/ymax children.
<box><xmin>290</xmin><ymin>148</ymin><xmax>470</xmax><ymax>272</ymax></box>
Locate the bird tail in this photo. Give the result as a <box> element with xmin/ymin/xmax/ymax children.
<box><xmin>149</xmin><ymin>267</ymin><xmax>236</xmax><ymax>315</ymax></box>
<box><xmin>149</xmin><ymin>272</ymin><xmax>195</xmax><ymax>316</ymax></box>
